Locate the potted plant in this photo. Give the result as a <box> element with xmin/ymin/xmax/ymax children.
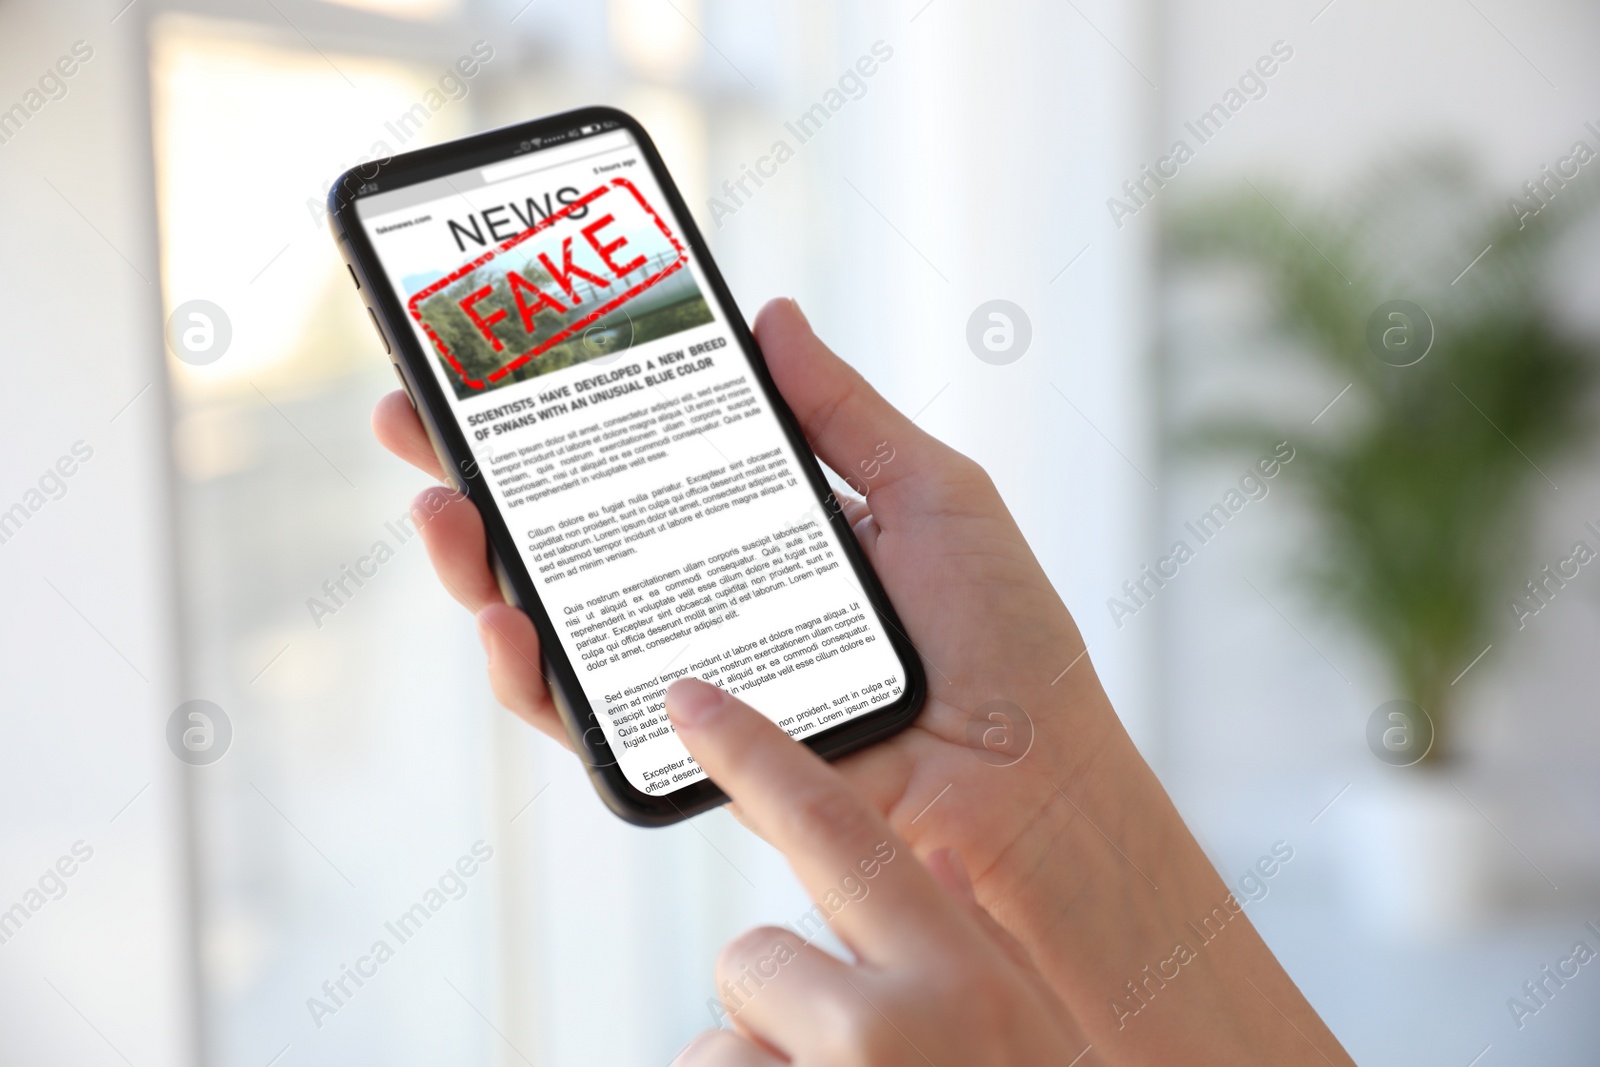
<box><xmin>1165</xmin><ymin>153</ymin><xmax>1598</xmax><ymax>931</ymax></box>
<box><xmin>1167</xmin><ymin>152</ymin><xmax>1597</xmax><ymax>762</ymax></box>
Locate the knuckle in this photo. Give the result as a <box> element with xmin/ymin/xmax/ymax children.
<box><xmin>674</xmin><ymin>1028</ymin><xmax>743</xmax><ymax>1065</ymax></box>
<box><xmin>944</xmin><ymin>454</ymin><xmax>996</xmax><ymax>497</ymax></box>
<box><xmin>496</xmin><ymin>669</ymin><xmax>550</xmax><ymax>720</ymax></box>
<box><xmin>786</xmin><ymin>784</ymin><xmax>874</xmax><ymax>846</ymax></box>
<box><xmin>715</xmin><ymin>925</ymin><xmax>791</xmax><ymax>985</ymax></box>
<box><xmin>411</xmin><ymin>483</ymin><xmax>459</xmax><ymax>521</ymax></box>
<box><xmin>801</xmin><ymin>379</ymin><xmax>858</xmax><ymax>451</ymax></box>
<box><xmin>920</xmin><ymin>957</ymin><xmax>981</xmax><ymax>1007</ymax></box>
<box><xmin>819</xmin><ymin>997</ymin><xmax>898</xmax><ymax>1064</ymax></box>
<box><xmin>915</xmin><ymin>452</ymin><xmax>995</xmax><ymax>514</ymax></box>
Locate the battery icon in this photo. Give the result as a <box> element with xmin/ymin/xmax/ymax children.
<box><xmin>579</xmin><ymin>124</ymin><xmax>602</xmax><ymax>135</ymax></box>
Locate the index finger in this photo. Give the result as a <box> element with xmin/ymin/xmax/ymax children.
<box><xmin>666</xmin><ymin>677</ymin><xmax>959</xmax><ymax>963</ymax></box>
<box><xmin>753</xmin><ymin>298</ymin><xmax>953</xmax><ymax>503</ymax></box>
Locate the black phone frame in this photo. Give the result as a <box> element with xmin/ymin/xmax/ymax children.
<box><xmin>329</xmin><ymin>105</ymin><xmax>926</xmax><ymax>826</ymax></box>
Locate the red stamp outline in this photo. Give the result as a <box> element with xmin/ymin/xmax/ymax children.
<box><xmin>406</xmin><ymin>177</ymin><xmax>688</xmax><ymax>391</ymax></box>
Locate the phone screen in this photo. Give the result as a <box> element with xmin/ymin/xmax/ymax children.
<box><xmin>353</xmin><ymin>125</ymin><xmax>908</xmax><ymax>796</ymax></box>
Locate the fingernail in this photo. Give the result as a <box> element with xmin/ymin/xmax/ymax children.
<box><xmin>786</xmin><ymin>297</ymin><xmax>809</xmax><ymax>326</ymax></box>
<box><xmin>666</xmin><ymin>678</ymin><xmax>726</xmax><ymax>728</ymax></box>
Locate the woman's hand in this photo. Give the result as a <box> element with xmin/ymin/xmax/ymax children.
<box><xmin>373</xmin><ymin>298</ymin><xmax>1107</xmax><ymax>869</ymax></box>
<box><xmin>372</xmin><ymin>297</ymin><xmax>1354</xmax><ymax>1065</ymax></box>
<box><xmin>662</xmin><ymin>677</ymin><xmax>1092</xmax><ymax>1066</ymax></box>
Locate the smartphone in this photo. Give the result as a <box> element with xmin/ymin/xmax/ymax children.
<box><xmin>328</xmin><ymin>107</ymin><xmax>926</xmax><ymax>825</ymax></box>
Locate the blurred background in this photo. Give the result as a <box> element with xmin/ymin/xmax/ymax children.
<box><xmin>1</xmin><ymin>0</ymin><xmax>1597</xmax><ymax>1063</ymax></box>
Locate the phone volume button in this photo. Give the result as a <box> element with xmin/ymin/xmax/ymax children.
<box><xmin>366</xmin><ymin>306</ymin><xmax>391</xmax><ymax>354</ymax></box>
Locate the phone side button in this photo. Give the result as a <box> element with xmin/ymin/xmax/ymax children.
<box><xmin>393</xmin><ymin>365</ymin><xmax>416</xmax><ymax>411</ymax></box>
<box><xmin>347</xmin><ymin>263</ymin><xmax>361</xmax><ymax>290</ymax></box>
<box><xmin>366</xmin><ymin>306</ymin><xmax>391</xmax><ymax>354</ymax></box>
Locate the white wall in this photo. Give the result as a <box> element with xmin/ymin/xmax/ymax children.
<box><xmin>707</xmin><ymin>0</ymin><xmax>1161</xmax><ymax>749</ymax></box>
<box><xmin>0</xmin><ymin>2</ymin><xmax>196</xmax><ymax>1064</ymax></box>
<box><xmin>1151</xmin><ymin>1</ymin><xmax>1600</xmax><ymax>1063</ymax></box>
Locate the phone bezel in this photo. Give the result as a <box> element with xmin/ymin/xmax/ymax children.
<box><xmin>329</xmin><ymin>105</ymin><xmax>927</xmax><ymax>826</ymax></box>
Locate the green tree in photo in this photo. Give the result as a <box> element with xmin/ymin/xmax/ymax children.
<box><xmin>418</xmin><ymin>252</ymin><xmax>714</xmax><ymax>399</ymax></box>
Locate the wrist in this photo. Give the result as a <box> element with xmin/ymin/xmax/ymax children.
<box><xmin>970</xmin><ymin>680</ymin><xmax>1351</xmax><ymax>1065</ymax></box>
